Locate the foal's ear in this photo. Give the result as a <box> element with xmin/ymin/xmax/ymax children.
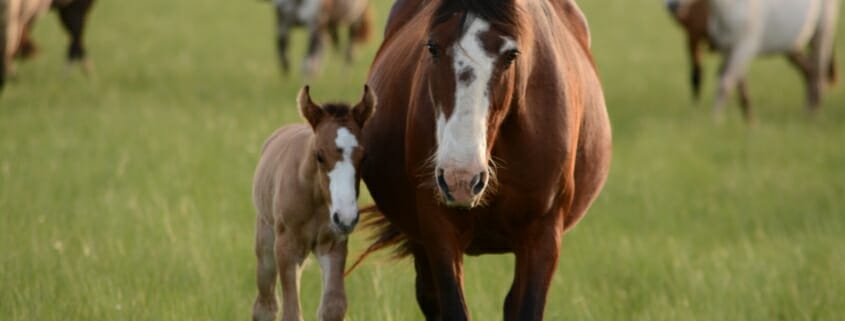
<box><xmin>353</xmin><ymin>85</ymin><xmax>377</xmax><ymax>127</ymax></box>
<box><xmin>298</xmin><ymin>85</ymin><xmax>323</xmax><ymax>129</ymax></box>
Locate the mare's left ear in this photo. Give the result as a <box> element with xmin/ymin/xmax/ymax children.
<box><xmin>298</xmin><ymin>85</ymin><xmax>324</xmax><ymax>129</ymax></box>
<box><xmin>353</xmin><ymin>85</ymin><xmax>377</xmax><ymax>127</ymax></box>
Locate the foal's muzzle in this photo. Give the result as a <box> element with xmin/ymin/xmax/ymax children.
<box><xmin>331</xmin><ymin>211</ymin><xmax>359</xmax><ymax>234</ymax></box>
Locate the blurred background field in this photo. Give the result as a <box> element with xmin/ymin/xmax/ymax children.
<box><xmin>1</xmin><ymin>0</ymin><xmax>843</xmax><ymax>320</ymax></box>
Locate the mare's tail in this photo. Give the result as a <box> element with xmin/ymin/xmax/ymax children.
<box><xmin>344</xmin><ymin>205</ymin><xmax>410</xmax><ymax>276</ymax></box>
<box><xmin>350</xmin><ymin>5</ymin><xmax>373</xmax><ymax>45</ymax></box>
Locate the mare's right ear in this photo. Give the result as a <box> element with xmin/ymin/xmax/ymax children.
<box><xmin>298</xmin><ymin>85</ymin><xmax>323</xmax><ymax>129</ymax></box>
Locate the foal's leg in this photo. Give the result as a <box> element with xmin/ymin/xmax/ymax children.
<box><xmin>56</xmin><ymin>0</ymin><xmax>95</xmax><ymax>75</ymax></box>
<box><xmin>503</xmin><ymin>219</ymin><xmax>561</xmax><ymax>321</ymax></box>
<box><xmin>276</xmin><ymin>229</ymin><xmax>308</xmax><ymax>321</ymax></box>
<box><xmin>253</xmin><ymin>217</ymin><xmax>279</xmax><ymax>321</ymax></box>
<box><xmin>315</xmin><ymin>239</ymin><xmax>348</xmax><ymax>321</ymax></box>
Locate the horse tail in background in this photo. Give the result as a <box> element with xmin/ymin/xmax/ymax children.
<box><xmin>1</xmin><ymin>0</ymin><xmax>7</xmax><ymax>91</ymax></box>
<box><xmin>350</xmin><ymin>4</ymin><xmax>372</xmax><ymax>45</ymax></box>
<box><xmin>344</xmin><ymin>204</ymin><xmax>410</xmax><ymax>276</ymax></box>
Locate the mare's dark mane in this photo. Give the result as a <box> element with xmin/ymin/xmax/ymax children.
<box><xmin>431</xmin><ymin>0</ymin><xmax>520</xmax><ymax>30</ymax></box>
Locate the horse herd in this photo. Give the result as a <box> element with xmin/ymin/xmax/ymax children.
<box><xmin>2</xmin><ymin>0</ymin><xmax>839</xmax><ymax>320</ymax></box>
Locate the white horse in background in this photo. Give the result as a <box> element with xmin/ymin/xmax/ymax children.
<box><xmin>667</xmin><ymin>0</ymin><xmax>840</xmax><ymax>120</ymax></box>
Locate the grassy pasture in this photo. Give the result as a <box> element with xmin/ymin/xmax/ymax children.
<box><xmin>1</xmin><ymin>0</ymin><xmax>844</xmax><ymax>320</ymax></box>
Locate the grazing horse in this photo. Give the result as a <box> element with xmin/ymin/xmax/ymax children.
<box><xmin>2</xmin><ymin>0</ymin><xmax>95</xmax><ymax>83</ymax></box>
<box><xmin>354</xmin><ymin>0</ymin><xmax>611</xmax><ymax>320</ymax></box>
<box><xmin>251</xmin><ymin>85</ymin><xmax>375</xmax><ymax>321</ymax></box>
<box><xmin>666</xmin><ymin>0</ymin><xmax>839</xmax><ymax>120</ymax></box>
<box><xmin>270</xmin><ymin>0</ymin><xmax>372</xmax><ymax>77</ymax></box>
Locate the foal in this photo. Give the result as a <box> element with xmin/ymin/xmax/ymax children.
<box><xmin>252</xmin><ymin>85</ymin><xmax>375</xmax><ymax>321</ymax></box>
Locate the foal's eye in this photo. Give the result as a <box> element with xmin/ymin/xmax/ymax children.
<box><xmin>503</xmin><ymin>49</ymin><xmax>520</xmax><ymax>67</ymax></box>
<box><xmin>426</xmin><ymin>40</ymin><xmax>439</xmax><ymax>58</ymax></box>
<box><xmin>315</xmin><ymin>152</ymin><xmax>325</xmax><ymax>164</ymax></box>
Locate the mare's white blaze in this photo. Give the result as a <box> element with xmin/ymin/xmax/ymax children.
<box><xmin>436</xmin><ymin>18</ymin><xmax>494</xmax><ymax>169</ymax></box>
<box><xmin>327</xmin><ymin>127</ymin><xmax>359</xmax><ymax>226</ymax></box>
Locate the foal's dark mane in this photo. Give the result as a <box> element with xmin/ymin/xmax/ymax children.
<box><xmin>431</xmin><ymin>0</ymin><xmax>520</xmax><ymax>30</ymax></box>
<box><xmin>322</xmin><ymin>104</ymin><xmax>352</xmax><ymax>119</ymax></box>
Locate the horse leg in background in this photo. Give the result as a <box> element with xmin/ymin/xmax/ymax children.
<box><xmin>736</xmin><ymin>77</ymin><xmax>752</xmax><ymax>121</ymax></box>
<box><xmin>806</xmin><ymin>0</ymin><xmax>840</xmax><ymax>111</ymax></box>
<box><xmin>345</xmin><ymin>5</ymin><xmax>372</xmax><ymax>64</ymax></box>
<box><xmin>687</xmin><ymin>33</ymin><xmax>704</xmax><ymax>101</ymax></box>
<box><xmin>714</xmin><ymin>43</ymin><xmax>756</xmax><ymax>122</ymax></box>
<box><xmin>252</xmin><ymin>217</ymin><xmax>279</xmax><ymax>321</ymax></box>
<box><xmin>276</xmin><ymin>231</ymin><xmax>307</xmax><ymax>321</ymax></box>
<box><xmin>274</xmin><ymin>8</ymin><xmax>292</xmax><ymax>75</ymax></box>
<box><xmin>411</xmin><ymin>246</ymin><xmax>441</xmax><ymax>321</ymax></box>
<box><xmin>56</xmin><ymin>0</ymin><xmax>94</xmax><ymax>75</ymax></box>
<box><xmin>302</xmin><ymin>23</ymin><xmax>325</xmax><ymax>78</ymax></box>
<box><xmin>786</xmin><ymin>51</ymin><xmax>819</xmax><ymax>110</ymax></box>
<box><xmin>16</xmin><ymin>23</ymin><xmax>37</xmax><ymax>59</ymax></box>
<box><xmin>315</xmin><ymin>239</ymin><xmax>348</xmax><ymax>321</ymax></box>
<box><xmin>503</xmin><ymin>219</ymin><xmax>561</xmax><ymax>321</ymax></box>
<box><xmin>4</xmin><ymin>0</ymin><xmax>24</xmax><ymax>80</ymax></box>
<box><xmin>1</xmin><ymin>0</ymin><xmax>7</xmax><ymax>90</ymax></box>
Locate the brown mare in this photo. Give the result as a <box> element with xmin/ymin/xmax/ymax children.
<box><xmin>252</xmin><ymin>86</ymin><xmax>375</xmax><ymax>321</ymax></box>
<box><xmin>356</xmin><ymin>0</ymin><xmax>611</xmax><ymax>320</ymax></box>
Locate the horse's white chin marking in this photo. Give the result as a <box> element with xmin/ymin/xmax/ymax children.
<box><xmin>328</xmin><ymin>127</ymin><xmax>359</xmax><ymax>226</ymax></box>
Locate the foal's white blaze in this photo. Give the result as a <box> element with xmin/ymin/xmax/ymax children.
<box><xmin>328</xmin><ymin>127</ymin><xmax>359</xmax><ymax>228</ymax></box>
<box><xmin>435</xmin><ymin>18</ymin><xmax>515</xmax><ymax>172</ymax></box>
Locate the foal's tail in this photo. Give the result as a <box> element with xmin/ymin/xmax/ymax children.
<box><xmin>349</xmin><ymin>5</ymin><xmax>373</xmax><ymax>45</ymax></box>
<box><xmin>344</xmin><ymin>205</ymin><xmax>410</xmax><ymax>276</ymax></box>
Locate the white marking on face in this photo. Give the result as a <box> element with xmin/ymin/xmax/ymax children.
<box><xmin>435</xmin><ymin>17</ymin><xmax>515</xmax><ymax>170</ymax></box>
<box><xmin>327</xmin><ymin>127</ymin><xmax>359</xmax><ymax>227</ymax></box>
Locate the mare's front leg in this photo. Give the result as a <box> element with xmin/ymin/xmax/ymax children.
<box><xmin>418</xmin><ymin>203</ymin><xmax>470</xmax><ymax>321</ymax></box>
<box><xmin>276</xmin><ymin>226</ymin><xmax>308</xmax><ymax>321</ymax></box>
<box><xmin>315</xmin><ymin>238</ymin><xmax>348</xmax><ymax>321</ymax></box>
<box><xmin>253</xmin><ymin>216</ymin><xmax>279</xmax><ymax>321</ymax></box>
<box><xmin>411</xmin><ymin>245</ymin><xmax>440</xmax><ymax>321</ymax></box>
<box><xmin>503</xmin><ymin>214</ymin><xmax>563</xmax><ymax>321</ymax></box>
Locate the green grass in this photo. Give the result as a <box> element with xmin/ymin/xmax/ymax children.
<box><xmin>1</xmin><ymin>0</ymin><xmax>843</xmax><ymax>320</ymax></box>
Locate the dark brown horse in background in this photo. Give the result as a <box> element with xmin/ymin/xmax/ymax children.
<box><xmin>355</xmin><ymin>0</ymin><xmax>611</xmax><ymax>320</ymax></box>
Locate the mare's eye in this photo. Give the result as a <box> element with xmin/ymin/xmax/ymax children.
<box><xmin>426</xmin><ymin>40</ymin><xmax>439</xmax><ymax>58</ymax></box>
<box><xmin>503</xmin><ymin>49</ymin><xmax>520</xmax><ymax>67</ymax></box>
<box><xmin>315</xmin><ymin>152</ymin><xmax>325</xmax><ymax>164</ymax></box>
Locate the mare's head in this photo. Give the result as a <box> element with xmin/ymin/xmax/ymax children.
<box><xmin>423</xmin><ymin>0</ymin><xmax>523</xmax><ymax>208</ymax></box>
<box><xmin>298</xmin><ymin>85</ymin><xmax>376</xmax><ymax>234</ymax></box>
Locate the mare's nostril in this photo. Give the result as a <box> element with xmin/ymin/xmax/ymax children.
<box><xmin>471</xmin><ymin>171</ymin><xmax>486</xmax><ymax>195</ymax></box>
<box><xmin>436</xmin><ymin>168</ymin><xmax>455</xmax><ymax>202</ymax></box>
<box><xmin>332</xmin><ymin>212</ymin><xmax>341</xmax><ymax>225</ymax></box>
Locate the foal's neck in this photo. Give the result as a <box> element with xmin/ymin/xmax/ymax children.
<box><xmin>298</xmin><ymin>133</ymin><xmax>325</xmax><ymax>205</ymax></box>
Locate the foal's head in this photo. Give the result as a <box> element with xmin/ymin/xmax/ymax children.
<box><xmin>298</xmin><ymin>85</ymin><xmax>376</xmax><ymax>234</ymax></box>
<box><xmin>423</xmin><ymin>0</ymin><xmax>522</xmax><ymax>208</ymax></box>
